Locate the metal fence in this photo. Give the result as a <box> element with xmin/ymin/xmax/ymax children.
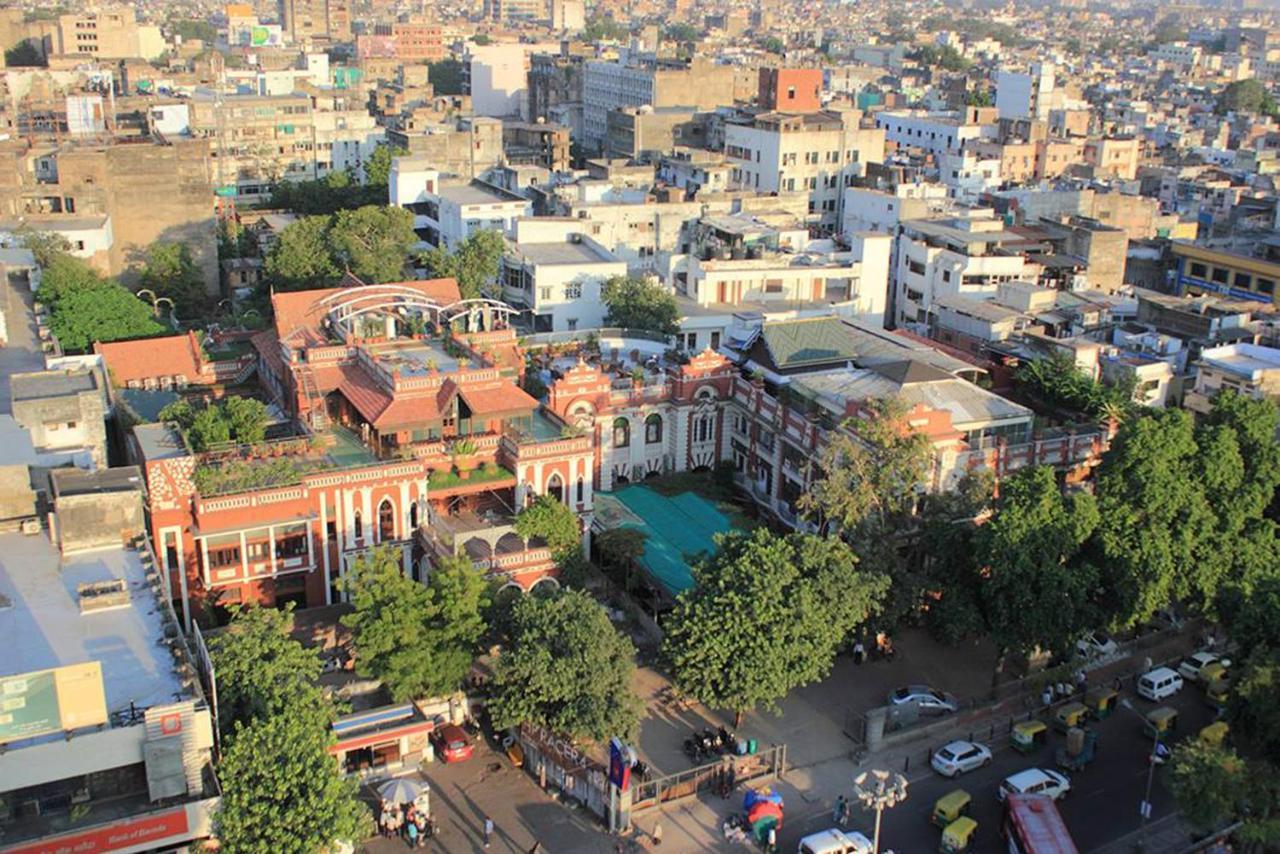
<box><xmin>629</xmin><ymin>743</ymin><xmax>787</xmax><ymax>815</ymax></box>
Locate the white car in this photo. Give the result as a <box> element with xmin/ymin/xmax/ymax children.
<box><xmin>1177</xmin><ymin>652</ymin><xmax>1231</xmax><ymax>685</ymax></box>
<box><xmin>1076</xmin><ymin>631</ymin><xmax>1119</xmax><ymax>658</ymax></box>
<box><xmin>998</xmin><ymin>768</ymin><xmax>1071</xmax><ymax>802</ymax></box>
<box><xmin>931</xmin><ymin>740</ymin><xmax>993</xmax><ymax>777</ymax></box>
<box><xmin>798</xmin><ymin>829</ymin><xmax>873</xmax><ymax>854</ymax></box>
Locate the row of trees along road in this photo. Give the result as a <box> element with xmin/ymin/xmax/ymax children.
<box><xmin>659</xmin><ymin>390</ymin><xmax>1280</xmax><ymax>726</ymax></box>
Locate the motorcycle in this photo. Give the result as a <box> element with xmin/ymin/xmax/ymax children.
<box><xmin>717</xmin><ymin>726</ymin><xmax>737</xmax><ymax>753</ymax></box>
<box><xmin>683</xmin><ymin>736</ymin><xmax>705</xmax><ymax>763</ymax></box>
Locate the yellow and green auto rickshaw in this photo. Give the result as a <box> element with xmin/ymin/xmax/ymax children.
<box><xmin>1085</xmin><ymin>686</ymin><xmax>1119</xmax><ymax>720</ymax></box>
<box><xmin>1205</xmin><ymin>675</ymin><xmax>1231</xmax><ymax>709</ymax></box>
<box><xmin>1199</xmin><ymin>721</ymin><xmax>1229</xmax><ymax>749</ymax></box>
<box><xmin>1012</xmin><ymin>720</ymin><xmax>1049</xmax><ymax>754</ymax></box>
<box><xmin>1053</xmin><ymin>701</ymin><xmax>1089</xmax><ymax>733</ymax></box>
<box><xmin>940</xmin><ymin>816</ymin><xmax>977</xmax><ymax>853</ymax></box>
<box><xmin>1144</xmin><ymin>706</ymin><xmax>1179</xmax><ymax>740</ymax></box>
<box><xmin>932</xmin><ymin>789</ymin><xmax>971</xmax><ymax>828</ymax></box>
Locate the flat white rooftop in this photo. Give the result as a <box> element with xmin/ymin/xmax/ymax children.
<box><xmin>0</xmin><ymin>534</ymin><xmax>185</xmax><ymax>738</ymax></box>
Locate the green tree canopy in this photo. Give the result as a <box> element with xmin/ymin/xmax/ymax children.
<box><xmin>910</xmin><ymin>44</ymin><xmax>971</xmax><ymax>71</ymax></box>
<box><xmin>209</xmin><ymin>606</ymin><xmax>365</xmax><ymax>854</ymax></box>
<box><xmin>1216</xmin><ymin>78</ymin><xmax>1278</xmax><ymax>117</ymax></box>
<box><xmin>1013</xmin><ymin>352</ymin><xmax>1135</xmax><ymax>421</ymax></box>
<box><xmin>601</xmin><ymin>275</ymin><xmax>680</xmax><ymax>336</ymax></box>
<box><xmin>330</xmin><ymin>205</ymin><xmax>416</xmax><ymax>284</ymax></box>
<box><xmin>583</xmin><ymin>16</ymin><xmax>630</xmax><ymax>41</ymax></box>
<box><xmin>664</xmin><ymin>23</ymin><xmax>700</xmax><ymax>42</ymax></box>
<box><xmin>362</xmin><ymin>143</ymin><xmax>406</xmax><ymax>193</ymax></box>
<box><xmin>977</xmin><ymin>466</ymin><xmax>1100</xmax><ymax>661</ymax></box>
<box><xmin>1167</xmin><ymin>740</ymin><xmax>1250</xmax><ymax>837</ymax></box>
<box><xmin>163</xmin><ymin>395</ymin><xmax>269</xmax><ymax>451</ymax></box>
<box><xmin>264</xmin><ymin>215</ymin><xmax>341</xmax><ymax>291</ymax></box>
<box><xmin>206</xmin><ymin>605</ymin><xmax>327</xmax><ymax>736</ymax></box>
<box><xmin>4</xmin><ymin>41</ymin><xmax>44</xmax><ymax>67</ymax></box>
<box><xmin>662</xmin><ymin>529</ymin><xmax>889</xmax><ymax>725</ymax></box>
<box><xmin>514</xmin><ymin>494</ymin><xmax>581</xmax><ymax>554</ymax></box>
<box><xmin>37</xmin><ymin>257</ymin><xmax>165</xmax><ymax>353</ymax></box>
<box><xmin>139</xmin><ymin>241</ymin><xmax>207</xmax><ymax>316</ymax></box>
<box><xmin>489</xmin><ymin>588</ymin><xmax>642</xmax><ymax>742</ymax></box>
<box><xmin>426</xmin><ymin>59</ymin><xmax>465</xmax><ymax>95</ymax></box>
<box><xmin>763</xmin><ymin>36</ymin><xmax>785</xmax><ymax>54</ymax></box>
<box><xmin>798</xmin><ymin>397</ymin><xmax>934</xmax><ymax>621</ymax></box>
<box><xmin>17</xmin><ymin>228</ymin><xmax>71</xmax><ymax>267</ymax></box>
<box><xmin>342</xmin><ymin>547</ymin><xmax>488</xmax><ymax>701</ymax></box>
<box><xmin>419</xmin><ymin>229</ymin><xmax>506</xmax><ymax>300</ymax></box>
<box><xmin>216</xmin><ymin>711</ymin><xmax>367</xmax><ymax>854</ymax></box>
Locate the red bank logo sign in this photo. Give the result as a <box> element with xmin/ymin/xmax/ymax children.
<box><xmin>2</xmin><ymin>808</ymin><xmax>189</xmax><ymax>854</ymax></box>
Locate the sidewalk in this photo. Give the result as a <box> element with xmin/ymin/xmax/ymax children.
<box><xmin>620</xmin><ymin>626</ymin><xmax>1199</xmax><ymax>852</ymax></box>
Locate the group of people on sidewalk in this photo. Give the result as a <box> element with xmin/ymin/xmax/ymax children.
<box><xmin>378</xmin><ymin>800</ymin><xmax>433</xmax><ymax>849</ymax></box>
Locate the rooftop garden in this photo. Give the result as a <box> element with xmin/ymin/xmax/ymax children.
<box><xmin>427</xmin><ymin>462</ymin><xmax>516</xmax><ymax>491</ymax></box>
<box><xmin>193</xmin><ymin>456</ymin><xmax>339</xmax><ymax>497</ymax></box>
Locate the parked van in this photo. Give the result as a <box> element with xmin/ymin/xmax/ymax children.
<box><xmin>798</xmin><ymin>829</ymin><xmax>873</xmax><ymax>854</ymax></box>
<box><xmin>1137</xmin><ymin>667</ymin><xmax>1184</xmax><ymax>701</ymax></box>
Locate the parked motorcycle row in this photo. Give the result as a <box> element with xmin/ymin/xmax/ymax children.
<box><xmin>683</xmin><ymin>726</ymin><xmax>739</xmax><ymax>764</ymax></box>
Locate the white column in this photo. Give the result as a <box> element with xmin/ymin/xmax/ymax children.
<box><xmin>361</xmin><ymin>488</ymin><xmax>373</xmax><ymax>544</ymax></box>
<box><xmin>238</xmin><ymin>530</ymin><xmax>248</xmax><ymax>581</ymax></box>
<box><xmin>268</xmin><ymin>524</ymin><xmax>277</xmax><ymax>574</ymax></box>
<box><xmin>320</xmin><ymin>493</ymin><xmax>332</xmax><ymax>606</ymax></box>
<box><xmin>306</xmin><ymin>519</ymin><xmax>315</xmax><ymax>567</ymax></box>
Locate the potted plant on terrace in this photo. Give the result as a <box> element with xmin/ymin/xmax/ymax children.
<box><xmin>450</xmin><ymin>439</ymin><xmax>479</xmax><ymax>480</ymax></box>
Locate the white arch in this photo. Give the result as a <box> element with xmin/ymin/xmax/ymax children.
<box><xmin>530</xmin><ymin>576</ymin><xmax>561</xmax><ymax>595</ymax></box>
<box><xmin>546</xmin><ymin>471</ymin><xmax>565</xmax><ymax>503</ymax></box>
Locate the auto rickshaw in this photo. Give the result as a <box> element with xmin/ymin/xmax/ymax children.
<box><xmin>1012</xmin><ymin>720</ymin><xmax>1049</xmax><ymax>754</ymax></box>
<box><xmin>1205</xmin><ymin>676</ymin><xmax>1231</xmax><ymax>709</ymax></box>
<box><xmin>932</xmin><ymin>789</ymin><xmax>971</xmax><ymax>828</ymax></box>
<box><xmin>940</xmin><ymin>816</ymin><xmax>977</xmax><ymax>853</ymax></box>
<box><xmin>1199</xmin><ymin>721</ymin><xmax>1229</xmax><ymax>748</ymax></box>
<box><xmin>1052</xmin><ymin>701</ymin><xmax>1089</xmax><ymax>733</ymax></box>
<box><xmin>1201</xmin><ymin>661</ymin><xmax>1230</xmax><ymax>686</ymax></box>
<box><xmin>1144</xmin><ymin>706</ymin><xmax>1179</xmax><ymax>740</ymax></box>
<box><xmin>1085</xmin><ymin>686</ymin><xmax>1119</xmax><ymax>720</ymax></box>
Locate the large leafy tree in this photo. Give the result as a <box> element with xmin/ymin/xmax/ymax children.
<box><xmin>17</xmin><ymin>228</ymin><xmax>71</xmax><ymax>267</ymax></box>
<box><xmin>1167</xmin><ymin>740</ymin><xmax>1251</xmax><ymax>837</ymax></box>
<box><xmin>139</xmin><ymin>241</ymin><xmax>207</xmax><ymax>316</ymax></box>
<box><xmin>798</xmin><ymin>397</ymin><xmax>933</xmax><ymax>620</ymax></box>
<box><xmin>342</xmin><ymin>547</ymin><xmax>488</xmax><ymax>701</ymax></box>
<box><xmin>207</xmin><ymin>605</ymin><xmax>325</xmax><ymax>736</ymax></box>
<box><xmin>1089</xmin><ymin>409</ymin><xmax>1214</xmax><ymax>628</ymax></box>
<box><xmin>209</xmin><ymin>607</ymin><xmax>365</xmax><ymax>854</ymax></box>
<box><xmin>514</xmin><ymin>494</ymin><xmax>581</xmax><ymax>554</ymax></box>
<box><xmin>264</xmin><ymin>215</ymin><xmax>340</xmax><ymax>290</ymax></box>
<box><xmin>662</xmin><ymin>529</ymin><xmax>889</xmax><ymax>726</ymax></box>
<box><xmin>977</xmin><ymin>466</ymin><xmax>1100</xmax><ymax>669</ymax></box>
<box><xmin>1216</xmin><ymin>78</ymin><xmax>1278</xmax><ymax>117</ymax></box>
<box><xmin>361</xmin><ymin>143</ymin><xmax>407</xmax><ymax>193</ymax></box>
<box><xmin>419</xmin><ymin>229</ymin><xmax>506</xmax><ymax>300</ymax></box>
<box><xmin>601</xmin><ymin>275</ymin><xmax>681</xmax><ymax>336</ymax></box>
<box><xmin>330</xmin><ymin>205</ymin><xmax>416</xmax><ymax>284</ymax></box>
<box><xmin>489</xmin><ymin>589</ymin><xmax>642</xmax><ymax>742</ymax></box>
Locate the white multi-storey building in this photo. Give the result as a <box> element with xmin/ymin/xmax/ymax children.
<box><xmin>723</xmin><ymin>110</ymin><xmax>885</xmax><ymax>230</ymax></box>
<box><xmin>389</xmin><ymin>160</ymin><xmax>531</xmax><ymax>250</ymax></box>
<box><xmin>874</xmin><ymin>110</ymin><xmax>991</xmax><ymax>156</ymax></box>
<box><xmin>996</xmin><ymin>62</ymin><xmax>1055</xmax><ymax>121</ymax></box>
<box><xmin>501</xmin><ymin>227</ymin><xmax>628</xmax><ymax>332</ymax></box>
<box><xmin>895</xmin><ymin>215</ymin><xmax>1029</xmax><ymax>331</ymax></box>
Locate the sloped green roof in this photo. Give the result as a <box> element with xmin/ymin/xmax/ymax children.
<box><xmin>759</xmin><ymin>318</ymin><xmax>862</xmax><ymax>369</ymax></box>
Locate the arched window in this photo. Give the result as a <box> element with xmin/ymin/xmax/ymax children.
<box><xmin>576</xmin><ymin>477</ymin><xmax>584</xmax><ymax>503</ymax></box>
<box><xmin>644</xmin><ymin>413</ymin><xmax>663</xmax><ymax>444</ymax></box>
<box><xmin>547</xmin><ymin>473</ymin><xmax>564</xmax><ymax>503</ymax></box>
<box><xmin>378</xmin><ymin>499</ymin><xmax>395</xmax><ymax>541</ymax></box>
<box><xmin>612</xmin><ymin>417</ymin><xmax>630</xmax><ymax>448</ymax></box>
<box><xmin>409</xmin><ymin>501</ymin><xmax>419</xmax><ymax>530</ymax></box>
<box><xmin>353</xmin><ymin>511</ymin><xmax>363</xmax><ymax>540</ymax></box>
<box><xmin>695</xmin><ymin>415</ymin><xmax>714</xmax><ymax>443</ymax></box>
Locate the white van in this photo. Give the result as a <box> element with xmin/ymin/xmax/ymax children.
<box><xmin>1137</xmin><ymin>666</ymin><xmax>1184</xmax><ymax>701</ymax></box>
<box><xmin>798</xmin><ymin>829</ymin><xmax>873</xmax><ymax>854</ymax></box>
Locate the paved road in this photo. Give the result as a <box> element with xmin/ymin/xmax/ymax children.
<box><xmin>778</xmin><ymin>682</ymin><xmax>1216</xmax><ymax>854</ymax></box>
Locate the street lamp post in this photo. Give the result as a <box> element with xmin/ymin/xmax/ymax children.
<box><xmin>853</xmin><ymin>769</ymin><xmax>909</xmax><ymax>854</ymax></box>
<box><xmin>1119</xmin><ymin>698</ymin><xmax>1162</xmax><ymax>851</ymax></box>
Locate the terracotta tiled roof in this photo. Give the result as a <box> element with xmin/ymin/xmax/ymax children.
<box><xmin>96</xmin><ymin>332</ymin><xmax>205</xmax><ymax>385</ymax></box>
<box><xmin>460</xmin><ymin>382</ymin><xmax>538</xmax><ymax>416</ymax></box>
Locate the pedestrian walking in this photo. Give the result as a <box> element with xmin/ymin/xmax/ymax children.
<box><xmin>414</xmin><ymin>815</ymin><xmax>427</xmax><ymax>848</ymax></box>
<box><xmin>1041</xmin><ymin>685</ymin><xmax>1053</xmax><ymax>708</ymax></box>
<box><xmin>767</xmin><ymin>825</ymin><xmax>778</xmax><ymax>853</ymax></box>
<box><xmin>653</xmin><ymin>820</ymin><xmax>663</xmax><ymax>845</ymax></box>
<box><xmin>1075</xmin><ymin>669</ymin><xmax>1087</xmax><ymax>692</ymax></box>
<box><xmin>853</xmin><ymin>641</ymin><xmax>865</xmax><ymax>665</ymax></box>
<box><xmin>406</xmin><ymin>820</ymin><xmax>418</xmax><ymax>849</ymax></box>
<box><xmin>833</xmin><ymin>795</ymin><xmax>847</xmax><ymax>825</ymax></box>
<box><xmin>483</xmin><ymin>816</ymin><xmax>494</xmax><ymax>849</ymax></box>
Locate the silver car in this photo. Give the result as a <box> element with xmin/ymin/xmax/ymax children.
<box><xmin>931</xmin><ymin>740</ymin><xmax>993</xmax><ymax>777</ymax></box>
<box><xmin>888</xmin><ymin>685</ymin><xmax>959</xmax><ymax>715</ymax></box>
